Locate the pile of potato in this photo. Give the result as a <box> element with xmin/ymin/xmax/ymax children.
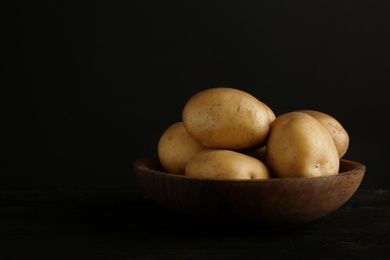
<box><xmin>157</xmin><ymin>87</ymin><xmax>349</xmax><ymax>179</ymax></box>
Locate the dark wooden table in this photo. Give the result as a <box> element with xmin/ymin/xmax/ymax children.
<box><xmin>1</xmin><ymin>189</ymin><xmax>389</xmax><ymax>259</ymax></box>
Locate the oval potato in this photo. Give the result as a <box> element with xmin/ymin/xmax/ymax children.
<box><xmin>238</xmin><ymin>146</ymin><xmax>267</xmax><ymax>162</ymax></box>
<box><xmin>263</xmin><ymin>102</ymin><xmax>276</xmax><ymax>122</ymax></box>
<box><xmin>298</xmin><ymin>110</ymin><xmax>349</xmax><ymax>158</ymax></box>
<box><xmin>182</xmin><ymin>87</ymin><xmax>273</xmax><ymax>150</ymax></box>
<box><xmin>158</xmin><ymin>122</ymin><xmax>204</xmax><ymax>174</ymax></box>
<box><xmin>265</xmin><ymin>112</ymin><xmax>339</xmax><ymax>178</ymax></box>
<box><xmin>185</xmin><ymin>149</ymin><xmax>271</xmax><ymax>180</ymax></box>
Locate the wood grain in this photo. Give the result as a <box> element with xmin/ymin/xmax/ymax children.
<box><xmin>134</xmin><ymin>157</ymin><xmax>365</xmax><ymax>230</ymax></box>
<box><xmin>1</xmin><ymin>189</ymin><xmax>389</xmax><ymax>259</ymax></box>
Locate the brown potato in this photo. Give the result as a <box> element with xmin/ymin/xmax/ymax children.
<box><xmin>265</xmin><ymin>112</ymin><xmax>339</xmax><ymax>178</ymax></box>
<box><xmin>185</xmin><ymin>149</ymin><xmax>271</xmax><ymax>180</ymax></box>
<box><xmin>263</xmin><ymin>102</ymin><xmax>276</xmax><ymax>122</ymax></box>
<box><xmin>182</xmin><ymin>87</ymin><xmax>273</xmax><ymax>150</ymax></box>
<box><xmin>238</xmin><ymin>146</ymin><xmax>267</xmax><ymax>162</ymax></box>
<box><xmin>158</xmin><ymin>122</ymin><xmax>204</xmax><ymax>174</ymax></box>
<box><xmin>298</xmin><ymin>110</ymin><xmax>349</xmax><ymax>158</ymax></box>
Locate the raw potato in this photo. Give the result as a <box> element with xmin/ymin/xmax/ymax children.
<box><xmin>298</xmin><ymin>110</ymin><xmax>349</xmax><ymax>158</ymax></box>
<box><xmin>182</xmin><ymin>87</ymin><xmax>273</xmax><ymax>150</ymax></box>
<box><xmin>265</xmin><ymin>112</ymin><xmax>339</xmax><ymax>178</ymax></box>
<box><xmin>238</xmin><ymin>146</ymin><xmax>267</xmax><ymax>162</ymax></box>
<box><xmin>158</xmin><ymin>122</ymin><xmax>204</xmax><ymax>174</ymax></box>
<box><xmin>263</xmin><ymin>103</ymin><xmax>276</xmax><ymax>122</ymax></box>
<box><xmin>186</xmin><ymin>149</ymin><xmax>271</xmax><ymax>180</ymax></box>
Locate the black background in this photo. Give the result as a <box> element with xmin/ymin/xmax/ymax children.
<box><xmin>4</xmin><ymin>1</ymin><xmax>390</xmax><ymax>189</ymax></box>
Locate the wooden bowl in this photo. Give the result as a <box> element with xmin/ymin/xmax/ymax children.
<box><xmin>133</xmin><ymin>157</ymin><xmax>365</xmax><ymax>231</ymax></box>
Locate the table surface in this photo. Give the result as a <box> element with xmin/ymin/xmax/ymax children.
<box><xmin>1</xmin><ymin>188</ymin><xmax>389</xmax><ymax>259</ymax></box>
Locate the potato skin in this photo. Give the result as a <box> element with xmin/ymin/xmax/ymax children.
<box><xmin>265</xmin><ymin>112</ymin><xmax>339</xmax><ymax>178</ymax></box>
<box><xmin>185</xmin><ymin>149</ymin><xmax>271</xmax><ymax>180</ymax></box>
<box><xmin>238</xmin><ymin>146</ymin><xmax>267</xmax><ymax>162</ymax></box>
<box><xmin>298</xmin><ymin>110</ymin><xmax>349</xmax><ymax>158</ymax></box>
<box><xmin>182</xmin><ymin>88</ymin><xmax>273</xmax><ymax>150</ymax></box>
<box><xmin>158</xmin><ymin>122</ymin><xmax>204</xmax><ymax>174</ymax></box>
<box><xmin>263</xmin><ymin>102</ymin><xmax>276</xmax><ymax>122</ymax></box>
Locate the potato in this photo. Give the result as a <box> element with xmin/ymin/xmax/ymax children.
<box><xmin>158</xmin><ymin>122</ymin><xmax>204</xmax><ymax>174</ymax></box>
<box><xmin>265</xmin><ymin>112</ymin><xmax>339</xmax><ymax>178</ymax></box>
<box><xmin>263</xmin><ymin>102</ymin><xmax>276</xmax><ymax>122</ymax></box>
<box><xmin>182</xmin><ymin>87</ymin><xmax>273</xmax><ymax>150</ymax></box>
<box><xmin>238</xmin><ymin>146</ymin><xmax>267</xmax><ymax>162</ymax></box>
<box><xmin>185</xmin><ymin>149</ymin><xmax>271</xmax><ymax>180</ymax></box>
<box><xmin>298</xmin><ymin>110</ymin><xmax>349</xmax><ymax>158</ymax></box>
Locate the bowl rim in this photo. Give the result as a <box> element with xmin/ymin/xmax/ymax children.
<box><xmin>133</xmin><ymin>157</ymin><xmax>366</xmax><ymax>182</ymax></box>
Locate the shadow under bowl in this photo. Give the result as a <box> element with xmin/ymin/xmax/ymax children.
<box><xmin>133</xmin><ymin>157</ymin><xmax>365</xmax><ymax>231</ymax></box>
